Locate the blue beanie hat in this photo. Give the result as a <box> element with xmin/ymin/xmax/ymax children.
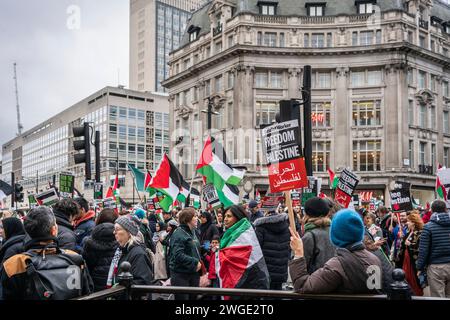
<box><xmin>134</xmin><ymin>208</ymin><xmax>146</xmax><ymax>220</ymax></box>
<box><xmin>330</xmin><ymin>209</ymin><xmax>365</xmax><ymax>248</ymax></box>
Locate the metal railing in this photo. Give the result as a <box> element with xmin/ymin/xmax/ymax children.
<box><xmin>74</xmin><ymin>262</ymin><xmax>449</xmax><ymax>301</ymax></box>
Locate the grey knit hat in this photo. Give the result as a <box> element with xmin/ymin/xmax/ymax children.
<box><xmin>116</xmin><ymin>215</ymin><xmax>139</xmax><ymax>236</ymax></box>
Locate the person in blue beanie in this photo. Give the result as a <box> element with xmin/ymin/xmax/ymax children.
<box><xmin>289</xmin><ymin>209</ymin><xmax>384</xmax><ymax>294</ymax></box>
<box><xmin>132</xmin><ymin>207</ymin><xmax>155</xmax><ymax>254</ymax></box>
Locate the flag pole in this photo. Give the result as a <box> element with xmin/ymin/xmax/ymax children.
<box><xmin>284</xmin><ymin>191</ymin><xmax>297</xmax><ymax>234</ymax></box>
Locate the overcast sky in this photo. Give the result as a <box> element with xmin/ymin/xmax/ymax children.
<box><xmin>0</xmin><ymin>0</ymin><xmax>129</xmax><ymax>155</ymax></box>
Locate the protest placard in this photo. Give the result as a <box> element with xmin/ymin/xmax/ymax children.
<box><xmin>334</xmin><ymin>169</ymin><xmax>359</xmax><ymax>208</ymax></box>
<box><xmin>389</xmin><ymin>181</ymin><xmax>413</xmax><ymax>212</ymax></box>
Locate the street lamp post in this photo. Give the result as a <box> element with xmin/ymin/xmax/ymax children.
<box><xmin>202</xmin><ymin>94</ymin><xmax>225</xmax><ymax>131</ymax></box>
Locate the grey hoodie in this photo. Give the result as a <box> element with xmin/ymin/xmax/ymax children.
<box><xmin>416</xmin><ymin>212</ymin><xmax>450</xmax><ymax>271</ymax></box>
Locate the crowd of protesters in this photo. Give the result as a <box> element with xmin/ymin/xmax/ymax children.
<box><xmin>1</xmin><ymin>195</ymin><xmax>450</xmax><ymax>300</ymax></box>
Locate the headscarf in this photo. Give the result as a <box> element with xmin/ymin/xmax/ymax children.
<box><xmin>2</xmin><ymin>217</ymin><xmax>25</xmax><ymax>240</ymax></box>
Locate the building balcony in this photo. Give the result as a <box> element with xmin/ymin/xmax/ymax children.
<box><xmin>418</xmin><ymin>164</ymin><xmax>433</xmax><ymax>175</ymax></box>
<box><xmin>419</xmin><ymin>19</ymin><xmax>429</xmax><ymax>30</ymax></box>
<box><xmin>254</xmin><ymin>15</ymin><xmax>287</xmax><ymax>24</ymax></box>
<box><xmin>349</xmin><ymin>14</ymin><xmax>370</xmax><ymax>23</ymax></box>
<box><xmin>300</xmin><ymin>16</ymin><xmax>335</xmax><ymax>24</ymax></box>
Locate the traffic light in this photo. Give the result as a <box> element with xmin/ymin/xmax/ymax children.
<box><xmin>14</xmin><ymin>183</ymin><xmax>24</xmax><ymax>203</ymax></box>
<box><xmin>73</xmin><ymin>122</ymin><xmax>92</xmax><ymax>181</ymax></box>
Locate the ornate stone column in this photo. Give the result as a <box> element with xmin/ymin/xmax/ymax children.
<box><xmin>288</xmin><ymin>68</ymin><xmax>303</xmax><ymax>99</ymax></box>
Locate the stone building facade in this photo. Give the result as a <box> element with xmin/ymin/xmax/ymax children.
<box><xmin>163</xmin><ymin>0</ymin><xmax>450</xmax><ymax>206</ymax></box>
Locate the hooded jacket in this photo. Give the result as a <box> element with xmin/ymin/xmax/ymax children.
<box><xmin>53</xmin><ymin>210</ymin><xmax>78</xmax><ymax>252</ymax></box>
<box><xmin>169</xmin><ymin>224</ymin><xmax>201</xmax><ymax>274</ymax></box>
<box><xmin>74</xmin><ymin>210</ymin><xmax>96</xmax><ymax>248</ymax></box>
<box><xmin>302</xmin><ymin>217</ymin><xmax>336</xmax><ymax>274</ymax></box>
<box><xmin>416</xmin><ymin>212</ymin><xmax>450</xmax><ymax>271</ymax></box>
<box><xmin>116</xmin><ymin>242</ymin><xmax>153</xmax><ymax>286</ymax></box>
<box><xmin>254</xmin><ymin>213</ymin><xmax>291</xmax><ymax>284</ymax></box>
<box><xmin>0</xmin><ymin>218</ymin><xmax>26</xmax><ymax>264</ymax></box>
<box><xmin>289</xmin><ymin>243</ymin><xmax>382</xmax><ymax>294</ymax></box>
<box><xmin>82</xmin><ymin>223</ymin><xmax>119</xmax><ymax>292</ymax></box>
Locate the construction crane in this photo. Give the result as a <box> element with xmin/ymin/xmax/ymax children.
<box><xmin>13</xmin><ymin>62</ymin><xmax>24</xmax><ymax>136</ymax></box>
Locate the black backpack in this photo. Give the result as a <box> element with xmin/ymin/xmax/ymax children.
<box><xmin>23</xmin><ymin>244</ymin><xmax>93</xmax><ymax>300</ymax></box>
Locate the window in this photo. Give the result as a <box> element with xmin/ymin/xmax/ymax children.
<box><xmin>444</xmin><ymin>111</ymin><xmax>449</xmax><ymax>134</ymax></box>
<box><xmin>353</xmin><ymin>140</ymin><xmax>381</xmax><ymax>171</ymax></box>
<box><xmin>359</xmin><ymin>31</ymin><xmax>373</xmax><ymax>45</ymax></box>
<box><xmin>256</xmin><ymin>101</ymin><xmax>278</xmax><ymax>126</ymax></box>
<box><xmin>408</xmin><ymin>100</ymin><xmax>414</xmax><ymax>125</ymax></box>
<box><xmin>279</xmin><ymin>33</ymin><xmax>285</xmax><ymax>47</ymax></box>
<box><xmin>128</xmin><ymin>108</ymin><xmax>136</xmax><ymax>119</ymax></box>
<box><xmin>430</xmin><ymin>105</ymin><xmax>436</xmax><ymax>129</ymax></box>
<box><xmin>255</xmin><ymin>72</ymin><xmax>268</xmax><ymax>87</ymax></box>
<box><xmin>228</xmin><ymin>35</ymin><xmax>234</xmax><ymax>47</ymax></box>
<box><xmin>432</xmin><ymin>144</ymin><xmax>436</xmax><ymax>173</ymax></box>
<box><xmin>215</xmin><ymin>41</ymin><xmax>222</xmax><ymax>53</ymax></box>
<box><xmin>419</xmin><ymin>104</ymin><xmax>427</xmax><ymax>127</ymax></box>
<box><xmin>375</xmin><ymin>30</ymin><xmax>382</xmax><ymax>44</ymax></box>
<box><xmin>119</xmin><ymin>125</ymin><xmax>127</xmax><ymax>139</ymax></box>
<box><xmin>227</xmin><ymin>102</ymin><xmax>234</xmax><ymax>127</ymax></box>
<box><xmin>312</xmin><ymin>102</ymin><xmax>331</xmax><ymax>127</ymax></box>
<box><xmin>408</xmin><ymin>31</ymin><xmax>413</xmax><ymax>43</ymax></box>
<box><xmin>317</xmin><ymin>72</ymin><xmax>331</xmax><ymax>88</ymax></box>
<box><xmin>418</xmin><ymin>71</ymin><xmax>426</xmax><ymax>89</ymax></box>
<box><xmin>358</xmin><ymin>2</ymin><xmax>373</xmax><ymax>14</ymax></box>
<box><xmin>215</xmin><ymin>75</ymin><xmax>223</xmax><ymax>93</ymax></box>
<box><xmin>409</xmin><ymin>140</ymin><xmax>414</xmax><ymax>168</ymax></box>
<box><xmin>137</xmin><ymin>110</ymin><xmax>145</xmax><ymax>121</ymax></box>
<box><xmin>263</xmin><ymin>33</ymin><xmax>277</xmax><ymax>47</ymax></box>
<box><xmin>189</xmin><ymin>31</ymin><xmax>198</xmax><ymax>42</ymax></box>
<box><xmin>109</xmin><ymin>106</ymin><xmax>117</xmax><ymax>121</ymax></box>
<box><xmin>419</xmin><ymin>36</ymin><xmax>426</xmax><ymax>48</ymax></box>
<box><xmin>368</xmin><ymin>70</ymin><xmax>382</xmax><ymax>85</ymax></box>
<box><xmin>445</xmin><ymin>147</ymin><xmax>450</xmax><ymax>168</ymax></box>
<box><xmin>260</xmin><ymin>4</ymin><xmax>276</xmax><ymax>15</ymax></box>
<box><xmin>184</xmin><ymin>58</ymin><xmax>191</xmax><ymax>70</ymax></box>
<box><xmin>419</xmin><ymin>142</ymin><xmax>426</xmax><ymax>165</ymax></box>
<box><xmin>128</xmin><ymin>126</ymin><xmax>136</xmax><ymax>138</ymax></box>
<box><xmin>109</xmin><ymin>124</ymin><xmax>117</xmax><ymax>134</ymax></box>
<box><xmin>352</xmin><ymin>101</ymin><xmax>381</xmax><ymax>126</ymax></box>
<box><xmin>312</xmin><ymin>141</ymin><xmax>330</xmax><ymax>172</ymax></box>
<box><xmin>183</xmin><ymin>89</ymin><xmax>190</xmax><ymax>105</ymax></box>
<box><xmin>270</xmin><ymin>72</ymin><xmax>282</xmax><ymax>88</ymax></box>
<box><xmin>443</xmin><ymin>81</ymin><xmax>449</xmax><ymax>97</ymax></box>
<box><xmin>431</xmin><ymin>40</ymin><xmax>435</xmax><ymax>52</ymax></box>
<box><xmin>352</xmin><ymin>32</ymin><xmax>358</xmax><ymax>46</ymax></box>
<box><xmin>311</xmin><ymin>34</ymin><xmax>325</xmax><ymax>48</ymax></box>
<box><xmin>351</xmin><ymin>71</ymin><xmax>365</xmax><ymax>87</ymax></box>
<box><xmin>308</xmin><ymin>5</ymin><xmax>324</xmax><ymax>16</ymax></box>
<box><xmin>119</xmin><ymin>107</ymin><xmax>127</xmax><ymax>119</ymax></box>
<box><xmin>228</xmin><ymin>72</ymin><xmax>235</xmax><ymax>89</ymax></box>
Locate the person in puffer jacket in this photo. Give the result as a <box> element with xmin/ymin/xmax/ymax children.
<box><xmin>254</xmin><ymin>211</ymin><xmax>290</xmax><ymax>290</ymax></box>
<box><xmin>416</xmin><ymin>200</ymin><xmax>450</xmax><ymax>298</ymax></box>
<box><xmin>82</xmin><ymin>209</ymin><xmax>119</xmax><ymax>292</ymax></box>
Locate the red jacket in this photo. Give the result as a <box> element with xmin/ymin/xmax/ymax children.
<box><xmin>205</xmin><ymin>250</ymin><xmax>217</xmax><ymax>280</ymax></box>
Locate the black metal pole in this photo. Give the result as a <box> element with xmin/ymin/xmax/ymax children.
<box><xmin>95</xmin><ymin>130</ymin><xmax>101</xmax><ymax>183</ymax></box>
<box><xmin>11</xmin><ymin>172</ymin><xmax>15</xmax><ymax>209</ymax></box>
<box><xmin>207</xmin><ymin>98</ymin><xmax>212</xmax><ymax>131</ymax></box>
<box><xmin>303</xmin><ymin>65</ymin><xmax>313</xmax><ymax>176</ymax></box>
<box><xmin>84</xmin><ymin>122</ymin><xmax>92</xmax><ymax>181</ymax></box>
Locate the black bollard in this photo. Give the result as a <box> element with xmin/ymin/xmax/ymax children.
<box><xmin>387</xmin><ymin>269</ymin><xmax>411</xmax><ymax>300</ymax></box>
<box><xmin>118</xmin><ymin>261</ymin><xmax>133</xmax><ymax>300</ymax></box>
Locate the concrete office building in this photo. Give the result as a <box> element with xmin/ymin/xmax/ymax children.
<box><xmin>1</xmin><ymin>86</ymin><xmax>170</xmax><ymax>206</ymax></box>
<box><xmin>129</xmin><ymin>0</ymin><xmax>209</xmax><ymax>92</ymax></box>
<box><xmin>163</xmin><ymin>0</ymin><xmax>450</xmax><ymax>207</ymax></box>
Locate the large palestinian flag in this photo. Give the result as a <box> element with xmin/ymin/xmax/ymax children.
<box><xmin>216</xmin><ymin>218</ymin><xmax>269</xmax><ymax>295</ymax></box>
<box><xmin>149</xmin><ymin>154</ymin><xmax>182</xmax><ymax>212</ymax></box>
<box><xmin>196</xmin><ymin>136</ymin><xmax>245</xmax><ymax>207</ymax></box>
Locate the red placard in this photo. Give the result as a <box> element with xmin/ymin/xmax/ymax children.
<box><xmin>335</xmin><ymin>188</ymin><xmax>352</xmax><ymax>208</ymax></box>
<box><xmin>268</xmin><ymin>157</ymin><xmax>308</xmax><ymax>193</ymax></box>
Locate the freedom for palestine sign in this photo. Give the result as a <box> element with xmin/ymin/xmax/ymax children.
<box><xmin>261</xmin><ymin>119</ymin><xmax>308</xmax><ymax>192</ymax></box>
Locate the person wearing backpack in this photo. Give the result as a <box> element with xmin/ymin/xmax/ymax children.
<box><xmin>302</xmin><ymin>197</ymin><xmax>336</xmax><ymax>274</ymax></box>
<box><xmin>0</xmin><ymin>206</ymin><xmax>93</xmax><ymax>300</ymax></box>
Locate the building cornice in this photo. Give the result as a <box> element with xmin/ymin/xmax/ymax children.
<box><xmin>162</xmin><ymin>42</ymin><xmax>450</xmax><ymax>88</ymax></box>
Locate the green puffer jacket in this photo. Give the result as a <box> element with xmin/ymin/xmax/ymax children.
<box><xmin>169</xmin><ymin>224</ymin><xmax>201</xmax><ymax>274</ymax></box>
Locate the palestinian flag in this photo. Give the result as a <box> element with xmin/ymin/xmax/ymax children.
<box><xmin>177</xmin><ymin>178</ymin><xmax>190</xmax><ymax>205</ymax></box>
<box><xmin>0</xmin><ymin>179</ymin><xmax>13</xmax><ymax>202</ymax></box>
<box><xmin>216</xmin><ymin>218</ymin><xmax>269</xmax><ymax>295</ymax></box>
<box><xmin>128</xmin><ymin>164</ymin><xmax>146</xmax><ymax>192</ymax></box>
<box><xmin>327</xmin><ymin>168</ymin><xmax>339</xmax><ymax>189</ymax></box>
<box><xmin>145</xmin><ymin>171</ymin><xmax>156</xmax><ymax>197</ymax></box>
<box><xmin>190</xmin><ymin>187</ymin><xmax>201</xmax><ymax>209</ymax></box>
<box><xmin>149</xmin><ymin>154</ymin><xmax>182</xmax><ymax>212</ymax></box>
<box><xmin>196</xmin><ymin>136</ymin><xmax>245</xmax><ymax>190</ymax></box>
<box><xmin>436</xmin><ymin>164</ymin><xmax>447</xmax><ymax>200</ymax></box>
<box><xmin>216</xmin><ymin>183</ymin><xmax>240</xmax><ymax>209</ymax></box>
<box><xmin>111</xmin><ymin>174</ymin><xmax>122</xmax><ymax>209</ymax></box>
<box><xmin>36</xmin><ymin>188</ymin><xmax>60</xmax><ymax>206</ymax></box>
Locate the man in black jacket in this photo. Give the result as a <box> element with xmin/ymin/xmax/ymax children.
<box><xmin>416</xmin><ymin>200</ymin><xmax>450</xmax><ymax>298</ymax></box>
<box><xmin>52</xmin><ymin>199</ymin><xmax>79</xmax><ymax>252</ymax></box>
<box><xmin>1</xmin><ymin>206</ymin><xmax>93</xmax><ymax>300</ymax></box>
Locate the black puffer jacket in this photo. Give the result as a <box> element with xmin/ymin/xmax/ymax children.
<box><xmin>254</xmin><ymin>213</ymin><xmax>291</xmax><ymax>284</ymax></box>
<box><xmin>116</xmin><ymin>243</ymin><xmax>153</xmax><ymax>285</ymax></box>
<box><xmin>0</xmin><ymin>235</ymin><xmax>26</xmax><ymax>265</ymax></box>
<box><xmin>82</xmin><ymin>223</ymin><xmax>118</xmax><ymax>292</ymax></box>
<box><xmin>54</xmin><ymin>210</ymin><xmax>78</xmax><ymax>252</ymax></box>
